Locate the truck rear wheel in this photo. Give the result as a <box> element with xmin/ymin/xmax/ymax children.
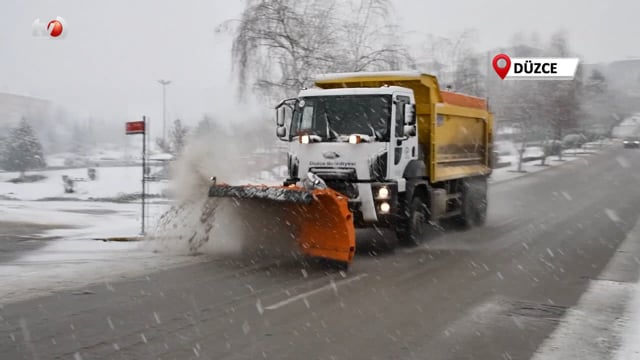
<box><xmin>456</xmin><ymin>190</ymin><xmax>474</xmax><ymax>229</ymax></box>
<box><xmin>473</xmin><ymin>188</ymin><xmax>487</xmax><ymax>225</ymax></box>
<box><xmin>455</xmin><ymin>177</ymin><xmax>487</xmax><ymax>228</ymax></box>
<box><xmin>396</xmin><ymin>196</ymin><xmax>428</xmax><ymax>246</ymax></box>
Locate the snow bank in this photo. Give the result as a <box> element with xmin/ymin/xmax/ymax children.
<box><xmin>531</xmin><ymin>214</ymin><xmax>640</xmax><ymax>360</ymax></box>
<box><xmin>0</xmin><ymin>200</ymin><xmax>167</xmax><ymax>239</ymax></box>
<box><xmin>0</xmin><ymin>166</ymin><xmax>168</xmax><ymax>201</ymax></box>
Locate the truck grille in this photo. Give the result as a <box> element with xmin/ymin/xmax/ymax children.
<box><xmin>309</xmin><ymin>168</ymin><xmax>359</xmax><ymax>199</ymax></box>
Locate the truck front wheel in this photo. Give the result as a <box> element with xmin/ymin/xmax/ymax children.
<box><xmin>396</xmin><ymin>196</ymin><xmax>428</xmax><ymax>246</ymax></box>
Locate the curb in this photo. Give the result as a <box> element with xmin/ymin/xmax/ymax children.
<box><xmin>94</xmin><ymin>236</ymin><xmax>145</xmax><ymax>242</ymax></box>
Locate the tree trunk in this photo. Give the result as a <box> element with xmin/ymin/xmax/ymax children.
<box><xmin>557</xmin><ymin>128</ymin><xmax>563</xmax><ymax>161</ymax></box>
<box><xmin>517</xmin><ymin>142</ymin><xmax>526</xmax><ymax>172</ymax></box>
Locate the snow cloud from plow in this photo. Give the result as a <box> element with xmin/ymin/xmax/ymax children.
<box><xmin>142</xmin><ymin>114</ymin><xmax>299</xmax><ymax>260</ymax></box>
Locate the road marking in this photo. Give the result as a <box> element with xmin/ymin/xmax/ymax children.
<box><xmin>264</xmin><ymin>273</ymin><xmax>368</xmax><ymax>311</ymax></box>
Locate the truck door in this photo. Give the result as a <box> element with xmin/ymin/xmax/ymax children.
<box><xmin>390</xmin><ymin>94</ymin><xmax>416</xmax><ymax>181</ymax></box>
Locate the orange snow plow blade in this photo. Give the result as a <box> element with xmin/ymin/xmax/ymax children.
<box><xmin>208</xmin><ymin>184</ymin><xmax>356</xmax><ymax>264</ymax></box>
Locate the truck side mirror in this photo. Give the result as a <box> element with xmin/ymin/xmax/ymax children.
<box><xmin>276</xmin><ymin>126</ymin><xmax>287</xmax><ymax>139</ymax></box>
<box><xmin>403</xmin><ymin>125</ymin><xmax>416</xmax><ymax>137</ymax></box>
<box><xmin>404</xmin><ymin>104</ymin><xmax>416</xmax><ymax>125</ymax></box>
<box><xmin>276</xmin><ymin>107</ymin><xmax>286</xmax><ymax>126</ymax></box>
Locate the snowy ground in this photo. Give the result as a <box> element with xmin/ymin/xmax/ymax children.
<box><xmin>0</xmin><ymin>166</ymin><xmax>169</xmax><ymax>201</ymax></box>
<box><xmin>490</xmin><ymin>141</ymin><xmax>613</xmax><ymax>184</ymax></box>
<box><xmin>0</xmin><ymin>200</ymin><xmax>167</xmax><ymax>239</ymax></box>
<box><xmin>531</xmin><ymin>212</ymin><xmax>640</xmax><ymax>360</ymax></box>
<box><xmin>490</xmin><ymin>154</ymin><xmax>581</xmax><ymax>183</ymax></box>
<box><xmin>0</xmin><ymin>200</ymin><xmax>201</xmax><ymax>303</ymax></box>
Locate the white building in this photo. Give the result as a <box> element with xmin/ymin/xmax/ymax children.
<box><xmin>0</xmin><ymin>92</ymin><xmax>52</xmax><ymax>130</ymax></box>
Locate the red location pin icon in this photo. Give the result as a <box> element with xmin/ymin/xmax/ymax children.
<box><xmin>492</xmin><ymin>54</ymin><xmax>511</xmax><ymax>80</ymax></box>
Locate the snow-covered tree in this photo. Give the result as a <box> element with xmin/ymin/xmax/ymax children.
<box><xmin>155</xmin><ymin>138</ymin><xmax>172</xmax><ymax>154</ymax></box>
<box><xmin>70</xmin><ymin>123</ymin><xmax>89</xmax><ymax>155</ymax></box>
<box><xmin>1</xmin><ymin>118</ymin><xmax>46</xmax><ymax>176</ymax></box>
<box><xmin>220</xmin><ymin>0</ymin><xmax>413</xmax><ymax>101</ymax></box>
<box><xmin>541</xmin><ymin>31</ymin><xmax>582</xmax><ymax>160</ymax></box>
<box><xmin>169</xmin><ymin>119</ymin><xmax>189</xmax><ymax>155</ymax></box>
<box><xmin>196</xmin><ymin>115</ymin><xmax>213</xmax><ymax>134</ymax></box>
<box><xmin>417</xmin><ymin>29</ymin><xmax>485</xmax><ymax>96</ymax></box>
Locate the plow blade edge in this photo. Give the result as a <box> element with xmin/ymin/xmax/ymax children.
<box><xmin>208</xmin><ymin>185</ymin><xmax>356</xmax><ymax>264</ymax></box>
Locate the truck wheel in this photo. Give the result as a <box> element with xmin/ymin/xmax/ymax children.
<box><xmin>455</xmin><ymin>177</ymin><xmax>487</xmax><ymax>228</ymax></box>
<box><xmin>473</xmin><ymin>191</ymin><xmax>487</xmax><ymax>226</ymax></box>
<box><xmin>397</xmin><ymin>196</ymin><xmax>428</xmax><ymax>246</ymax></box>
<box><xmin>455</xmin><ymin>189</ymin><xmax>474</xmax><ymax>229</ymax></box>
<box><xmin>471</xmin><ymin>177</ymin><xmax>488</xmax><ymax>226</ymax></box>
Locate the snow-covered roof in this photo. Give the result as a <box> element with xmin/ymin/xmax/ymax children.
<box><xmin>313</xmin><ymin>71</ymin><xmax>423</xmax><ymax>82</ymax></box>
<box><xmin>299</xmin><ymin>86</ymin><xmax>407</xmax><ymax>98</ymax></box>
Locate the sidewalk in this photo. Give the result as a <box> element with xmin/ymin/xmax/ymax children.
<box><xmin>490</xmin><ymin>144</ymin><xmax>609</xmax><ymax>184</ymax></box>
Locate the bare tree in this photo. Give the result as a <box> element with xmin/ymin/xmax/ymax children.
<box><xmin>155</xmin><ymin>138</ymin><xmax>172</xmax><ymax>154</ymax></box>
<box><xmin>417</xmin><ymin>29</ymin><xmax>484</xmax><ymax>95</ymax></box>
<box><xmin>541</xmin><ymin>31</ymin><xmax>582</xmax><ymax>160</ymax></box>
<box><xmin>219</xmin><ymin>0</ymin><xmax>413</xmax><ymax>101</ymax></box>
<box><xmin>195</xmin><ymin>114</ymin><xmax>214</xmax><ymax>134</ymax></box>
<box><xmin>170</xmin><ymin>119</ymin><xmax>189</xmax><ymax>155</ymax></box>
<box><xmin>334</xmin><ymin>0</ymin><xmax>413</xmax><ymax>72</ymax></box>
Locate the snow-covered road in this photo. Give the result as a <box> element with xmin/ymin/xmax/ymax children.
<box><xmin>0</xmin><ymin>200</ymin><xmax>201</xmax><ymax>303</ymax></box>
<box><xmin>1</xmin><ymin>144</ymin><xmax>638</xmax><ymax>359</ymax></box>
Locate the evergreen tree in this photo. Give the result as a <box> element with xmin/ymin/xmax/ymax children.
<box><xmin>1</xmin><ymin>118</ymin><xmax>46</xmax><ymax>176</ymax></box>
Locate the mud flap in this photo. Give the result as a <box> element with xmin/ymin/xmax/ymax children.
<box><xmin>209</xmin><ymin>185</ymin><xmax>356</xmax><ymax>264</ymax></box>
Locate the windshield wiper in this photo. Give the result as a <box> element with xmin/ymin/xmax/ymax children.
<box><xmin>323</xmin><ymin>113</ymin><xmax>340</xmax><ymax>141</ymax></box>
<box><xmin>367</xmin><ymin>124</ymin><xmax>383</xmax><ymax>141</ymax></box>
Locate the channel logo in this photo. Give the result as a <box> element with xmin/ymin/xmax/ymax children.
<box><xmin>32</xmin><ymin>16</ymin><xmax>68</xmax><ymax>39</ymax></box>
<box><xmin>492</xmin><ymin>53</ymin><xmax>579</xmax><ymax>80</ymax></box>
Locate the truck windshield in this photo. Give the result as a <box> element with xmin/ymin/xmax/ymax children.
<box><xmin>290</xmin><ymin>95</ymin><xmax>392</xmax><ymax>141</ymax></box>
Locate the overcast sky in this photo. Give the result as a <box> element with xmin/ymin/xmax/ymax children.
<box><xmin>1</xmin><ymin>0</ymin><xmax>638</xmax><ymax>132</ymax></box>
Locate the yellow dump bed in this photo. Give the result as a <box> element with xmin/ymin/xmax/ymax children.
<box><xmin>314</xmin><ymin>72</ymin><xmax>493</xmax><ymax>183</ymax></box>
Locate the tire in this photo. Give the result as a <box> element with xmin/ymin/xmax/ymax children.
<box><xmin>455</xmin><ymin>177</ymin><xmax>488</xmax><ymax>228</ymax></box>
<box><xmin>473</xmin><ymin>182</ymin><xmax>488</xmax><ymax>226</ymax></box>
<box><xmin>455</xmin><ymin>188</ymin><xmax>474</xmax><ymax>229</ymax></box>
<box><xmin>396</xmin><ymin>195</ymin><xmax>428</xmax><ymax>246</ymax></box>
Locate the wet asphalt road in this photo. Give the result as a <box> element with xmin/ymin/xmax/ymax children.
<box><xmin>0</xmin><ymin>222</ymin><xmax>60</xmax><ymax>263</ymax></box>
<box><xmin>1</xmin><ymin>146</ymin><xmax>640</xmax><ymax>360</ymax></box>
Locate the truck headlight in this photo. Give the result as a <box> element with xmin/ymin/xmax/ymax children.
<box><xmin>377</xmin><ymin>186</ymin><xmax>390</xmax><ymax>199</ymax></box>
<box><xmin>379</xmin><ymin>202</ymin><xmax>391</xmax><ymax>214</ymax></box>
<box><xmin>635</xmin><ymin>141</ymin><xmax>640</xmax><ymax>144</ymax></box>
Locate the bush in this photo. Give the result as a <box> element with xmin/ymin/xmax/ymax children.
<box><xmin>7</xmin><ymin>174</ymin><xmax>47</xmax><ymax>183</ymax></box>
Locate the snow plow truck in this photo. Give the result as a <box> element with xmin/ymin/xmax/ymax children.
<box><xmin>209</xmin><ymin>71</ymin><xmax>493</xmax><ymax>269</ymax></box>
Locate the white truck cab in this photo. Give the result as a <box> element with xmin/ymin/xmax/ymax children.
<box><xmin>276</xmin><ymin>85</ymin><xmax>418</xmax><ymax>227</ymax></box>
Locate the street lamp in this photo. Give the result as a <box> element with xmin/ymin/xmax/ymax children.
<box><xmin>157</xmin><ymin>79</ymin><xmax>172</xmax><ymax>144</ymax></box>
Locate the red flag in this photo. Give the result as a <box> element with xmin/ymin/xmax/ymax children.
<box><xmin>126</xmin><ymin>121</ymin><xmax>145</xmax><ymax>134</ymax></box>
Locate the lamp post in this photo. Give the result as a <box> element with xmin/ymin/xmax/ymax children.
<box><xmin>157</xmin><ymin>79</ymin><xmax>172</xmax><ymax>144</ymax></box>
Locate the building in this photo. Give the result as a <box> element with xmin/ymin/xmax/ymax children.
<box><xmin>606</xmin><ymin>59</ymin><xmax>640</xmax><ymax>96</ymax></box>
<box><xmin>0</xmin><ymin>92</ymin><xmax>52</xmax><ymax>130</ymax></box>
